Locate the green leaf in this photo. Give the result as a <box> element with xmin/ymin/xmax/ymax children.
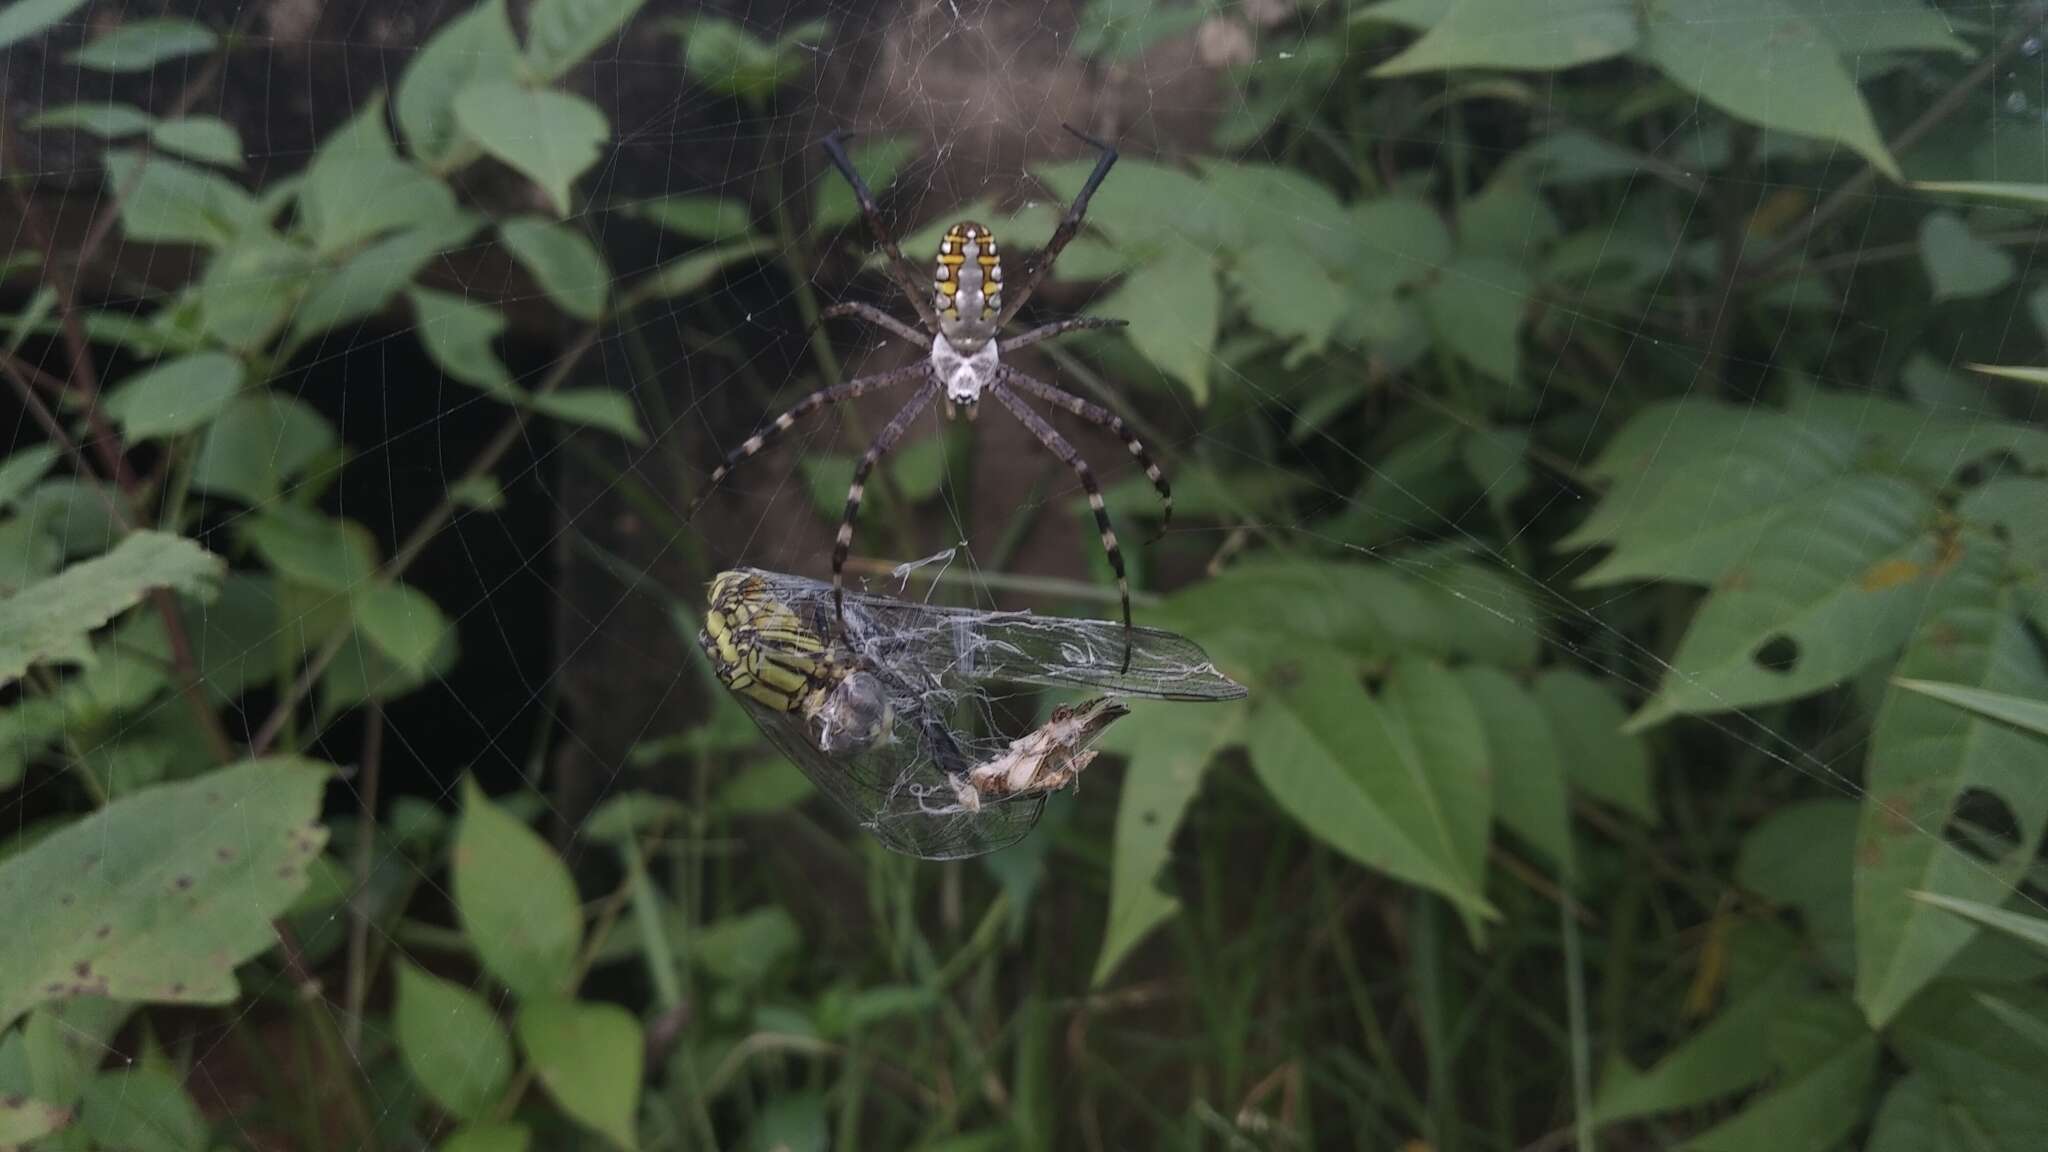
<box><xmin>1895</xmin><ymin>676</ymin><xmax>2048</xmax><ymax>741</ymax></box>
<box><xmin>1966</xmin><ymin>362</ymin><xmax>2048</xmax><ymax>390</ymax></box>
<box><xmin>454</xmin><ymin>83</ymin><xmax>608</xmax><ymax>216</ymax></box>
<box><xmin>1910</xmin><ymin>892</ymin><xmax>2048</xmax><ymax>956</ymax></box>
<box><xmin>1246</xmin><ymin>649</ymin><xmax>1495</xmax><ymax>919</ymax></box>
<box><xmin>1091</xmin><ymin>703</ymin><xmax>1245</xmax><ymax>986</ymax></box>
<box><xmin>150</xmin><ymin>117</ymin><xmax>242</xmax><ymax>168</ymax></box>
<box><xmin>813</xmin><ymin>136</ymin><xmax>918</xmax><ymax>234</ymax></box>
<box><xmin>1460</xmin><ymin>666</ymin><xmax>1574</xmax><ymax>880</ymax></box>
<box><xmin>354</xmin><ymin>583</ymin><xmax>453</xmax><ymax>678</ymax></box>
<box><xmin>500</xmin><ymin>217</ymin><xmax>608</xmax><ymax>320</ymax></box>
<box><xmin>1961</xmin><ymin>478</ymin><xmax>2048</xmax><ymax>577</ymax></box>
<box><xmin>1533</xmin><ymin>668</ymin><xmax>1654</xmax><ymax>819</ymax></box>
<box><xmin>1914</xmin><ymin>180</ymin><xmax>2048</xmax><ymax>212</ymax></box>
<box><xmin>1227</xmin><ymin>242</ymin><xmax>1346</xmax><ymax>365</ymax></box>
<box><xmin>395</xmin><ymin>0</ymin><xmax>522</xmax><ymax>168</ymax></box>
<box><xmin>28</xmin><ymin>102</ymin><xmax>154</xmax><ymax>137</ymax></box>
<box><xmin>1074</xmin><ymin>0</ymin><xmax>1207</xmax><ymax>63</ymax></box>
<box><xmin>694</xmin><ymin>907</ymin><xmax>799</xmax><ymax>985</ymax></box>
<box><xmin>583</xmin><ymin>791</ymin><xmax>687</xmax><ymax>842</ymax></box>
<box><xmin>1919</xmin><ymin>211</ymin><xmax>2015</xmax><ymax>301</ymax></box>
<box><xmin>78</xmin><ymin>1066</ymin><xmax>207</xmax><ymax>1152</ymax></box>
<box><xmin>1632</xmin><ymin>476</ymin><xmax>1945</xmax><ymax>727</ymax></box>
<box><xmin>101</xmin><ymin>352</ymin><xmax>245</xmax><ymax>440</ymax></box>
<box><xmin>1780</xmin><ymin>0</ymin><xmax>1972</xmax><ymax>57</ymax></box>
<box><xmin>1737</xmin><ymin>800</ymin><xmax>1857</xmax><ymax>974</ymax></box>
<box><xmin>1854</xmin><ymin>584</ymin><xmax>2048</xmax><ymax>1026</ymax></box>
<box><xmin>454</xmin><ymin>779</ymin><xmax>582</xmax><ymax>1000</ymax></box>
<box><xmin>0</xmin><ymin>445</ymin><xmax>61</xmax><ymax>511</ymax></box>
<box><xmin>104</xmin><ymin>149</ymin><xmax>260</xmax><ymax>247</ymax></box>
<box><xmin>1375</xmin><ymin>0</ymin><xmax>1636</xmax><ymax>76</ymax></box>
<box><xmin>711</xmin><ymin>757</ymin><xmax>813</xmax><ymax>814</ymax></box>
<box><xmin>68</xmin><ymin>17</ymin><xmax>217</xmax><ymax>71</ymax></box>
<box><xmin>528</xmin><ymin>389</ymin><xmax>645</xmax><ymax>443</ymax></box>
<box><xmin>677</xmin><ymin>15</ymin><xmax>821</xmax><ymax>102</ymax></box>
<box><xmin>451</xmin><ymin>474</ymin><xmax>506</xmax><ymax>511</ymax></box>
<box><xmin>632</xmin><ymin>195</ymin><xmax>758</xmax><ymax>242</ymax></box>
<box><xmin>1642</xmin><ymin>0</ymin><xmax>1898</xmax><ymax>180</ymax></box>
<box><xmin>299</xmin><ymin>95</ymin><xmax>461</xmax><ymax>253</ymax></box>
<box><xmin>190</xmin><ymin>393</ymin><xmax>339</xmax><ymax>506</ymax></box>
<box><xmin>0</xmin><ymin>1088</ymin><xmax>70</xmax><ymax>1144</ymax></box>
<box><xmin>441</xmin><ymin>1124</ymin><xmax>532</xmax><ymax>1152</ymax></box>
<box><xmin>1886</xmin><ymin>987</ymin><xmax>2048</xmax><ymax>1152</ymax></box>
<box><xmin>1100</xmin><ymin>245</ymin><xmax>1218</xmax><ymax>403</ymax></box>
<box><xmin>0</xmin><ymin>532</ymin><xmax>223</xmax><ymax>690</ymax></box>
<box><xmin>410</xmin><ymin>286</ymin><xmax>514</xmax><ymax>395</ymax></box>
<box><xmin>635</xmin><ymin>236</ymin><xmax>772</xmax><ymax>300</ymax></box>
<box><xmin>1686</xmin><ymin>1033</ymin><xmax>1878</xmax><ymax>1152</ymax></box>
<box><xmin>1564</xmin><ymin>401</ymin><xmax>1860</xmax><ymax>587</ymax></box>
<box><xmin>516</xmin><ymin>999</ymin><xmax>643</xmax><ymax>1151</ymax></box>
<box><xmin>0</xmin><ymin>758</ymin><xmax>329</xmax><ymax>1032</ymax></box>
<box><xmin>525</xmin><ymin>0</ymin><xmax>649</xmax><ymax>80</ymax></box>
<box><xmin>0</xmin><ymin>0</ymin><xmax>87</xmax><ymax>52</ymax></box>
<box><xmin>243</xmin><ymin>507</ymin><xmax>377</xmax><ymax>593</ymax></box>
<box><xmin>189</xmin><ymin>225</ymin><xmax>312</xmax><ymax>351</ymax></box>
<box><xmin>291</xmin><ymin>210</ymin><xmax>483</xmax><ymax>341</ymax></box>
<box><xmin>1594</xmin><ymin>960</ymin><xmax>1802</xmax><ymax>1122</ymax></box>
<box><xmin>1423</xmin><ymin>256</ymin><xmax>1530</xmax><ymax>385</ymax></box>
<box><xmin>395</xmin><ymin>963</ymin><xmax>513</xmax><ymax>1121</ymax></box>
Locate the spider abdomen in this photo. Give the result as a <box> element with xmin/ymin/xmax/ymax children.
<box><xmin>935</xmin><ymin>221</ymin><xmax>1002</xmax><ymax>351</ymax></box>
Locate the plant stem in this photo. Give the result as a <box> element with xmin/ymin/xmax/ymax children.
<box><xmin>343</xmin><ymin>703</ymin><xmax>384</xmax><ymax>1058</ymax></box>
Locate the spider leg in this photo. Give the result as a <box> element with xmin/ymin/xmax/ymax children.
<box><xmin>1000</xmin><ymin>316</ymin><xmax>1128</xmax><ymax>355</ymax></box>
<box><xmin>821</xmin><ymin>301</ymin><xmax>928</xmax><ymax>348</ymax></box>
<box><xmin>833</xmin><ymin>379</ymin><xmax>943</xmax><ymax>628</ymax></box>
<box><xmin>987</xmin><ymin>377</ymin><xmax>1135</xmax><ymax>673</ymax></box>
<box><xmin>689</xmin><ymin>363</ymin><xmax>929</xmax><ymax>522</ymax></box>
<box><xmin>995</xmin><ymin>124</ymin><xmax>1118</xmax><ymax>329</ymax></box>
<box><xmin>819</xmin><ymin>130</ymin><xmax>943</xmax><ymax>332</ymax></box>
<box><xmin>1002</xmin><ymin>367</ymin><xmax>1172</xmax><ymax>535</ymax></box>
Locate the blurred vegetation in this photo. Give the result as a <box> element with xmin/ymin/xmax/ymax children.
<box><xmin>5</xmin><ymin>1</ymin><xmax>2048</xmax><ymax>1149</ymax></box>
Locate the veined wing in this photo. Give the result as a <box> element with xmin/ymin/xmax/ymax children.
<box><xmin>731</xmin><ymin>568</ymin><xmax>1249</xmax><ymax>702</ymax></box>
<box><xmin>733</xmin><ymin>694</ymin><xmax>1047</xmax><ymax>861</ymax></box>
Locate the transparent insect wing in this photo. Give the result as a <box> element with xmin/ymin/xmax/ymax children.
<box><xmin>733</xmin><ymin>567</ymin><xmax>1249</xmax><ymax>702</ymax></box>
<box><xmin>730</xmin><ymin>692</ymin><xmax>1046</xmax><ymax>860</ymax></box>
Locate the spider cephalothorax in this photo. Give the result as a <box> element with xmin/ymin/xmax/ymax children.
<box><xmin>691</xmin><ymin>126</ymin><xmax>1172</xmax><ymax>670</ymax></box>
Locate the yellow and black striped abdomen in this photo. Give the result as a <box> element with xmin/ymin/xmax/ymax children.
<box><xmin>701</xmin><ymin>570</ymin><xmax>843</xmax><ymax>713</ymax></box>
<box><xmin>934</xmin><ymin>221</ymin><xmax>1002</xmax><ymax>331</ymax></box>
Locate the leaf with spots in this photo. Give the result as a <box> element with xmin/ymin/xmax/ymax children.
<box><xmin>1854</xmin><ymin>570</ymin><xmax>2048</xmax><ymax>1027</ymax></box>
<box><xmin>0</xmin><ymin>758</ymin><xmax>331</xmax><ymax>1033</ymax></box>
<box><xmin>1629</xmin><ymin>475</ymin><xmax>1947</xmax><ymax>729</ymax></box>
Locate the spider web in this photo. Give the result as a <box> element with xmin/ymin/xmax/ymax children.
<box><xmin>5</xmin><ymin>0</ymin><xmax>2048</xmax><ymax>1146</ymax></box>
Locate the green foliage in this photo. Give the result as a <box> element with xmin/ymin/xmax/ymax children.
<box><xmin>453</xmin><ymin>779</ymin><xmax>583</xmax><ymax>1001</ymax></box>
<box><xmin>0</xmin><ymin>759</ymin><xmax>329</xmax><ymax>1031</ymax></box>
<box><xmin>5</xmin><ymin>1</ymin><xmax>2048</xmax><ymax>1148</ymax></box>
<box><xmin>0</xmin><ymin>532</ymin><xmax>222</xmax><ymax>688</ymax></box>
<box><xmin>68</xmin><ymin>18</ymin><xmax>217</xmax><ymax>72</ymax></box>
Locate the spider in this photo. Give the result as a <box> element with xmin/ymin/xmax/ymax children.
<box><xmin>690</xmin><ymin>125</ymin><xmax>1173</xmax><ymax>670</ymax></box>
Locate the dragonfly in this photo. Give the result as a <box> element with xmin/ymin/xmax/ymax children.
<box><xmin>697</xmin><ymin>568</ymin><xmax>1245</xmax><ymax>860</ymax></box>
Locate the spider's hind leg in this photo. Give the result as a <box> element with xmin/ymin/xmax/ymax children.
<box><xmin>985</xmin><ymin>376</ymin><xmax>1136</xmax><ymax>673</ymax></box>
<box><xmin>831</xmin><ymin>380</ymin><xmax>944</xmax><ymax>630</ymax></box>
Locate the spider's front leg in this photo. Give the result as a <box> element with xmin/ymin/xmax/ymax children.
<box><xmin>832</xmin><ymin>379</ymin><xmax>943</xmax><ymax>630</ymax></box>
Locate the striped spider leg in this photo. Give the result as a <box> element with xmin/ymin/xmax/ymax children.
<box><xmin>696</xmin><ymin>124</ymin><xmax>1162</xmax><ymax>668</ymax></box>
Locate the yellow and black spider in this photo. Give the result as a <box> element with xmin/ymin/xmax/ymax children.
<box><xmin>688</xmin><ymin>127</ymin><xmax>1172</xmax><ymax>671</ymax></box>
